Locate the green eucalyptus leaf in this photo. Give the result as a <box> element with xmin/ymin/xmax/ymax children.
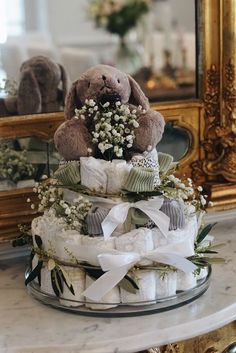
<box><xmin>59</xmin><ymin>266</ymin><xmax>72</xmax><ymax>286</ymax></box>
<box><xmin>57</xmin><ymin>267</ymin><xmax>75</xmax><ymax>296</ymax></box>
<box><xmin>208</xmin><ymin>243</ymin><xmax>225</xmax><ymax>250</ymax></box>
<box><xmin>84</xmin><ymin>267</ymin><xmax>105</xmax><ymax>280</ymax></box>
<box><xmin>25</xmin><ymin>261</ymin><xmax>43</xmax><ymax>286</ymax></box>
<box><xmin>118</xmin><ymin>275</ymin><xmax>139</xmax><ymax>294</ymax></box>
<box><xmin>51</xmin><ymin>269</ymin><xmax>60</xmax><ymax>297</ymax></box>
<box><xmin>197</xmin><ymin>249</ymin><xmax>218</xmax><ymax>254</ymax></box>
<box><xmin>201</xmin><ymin>257</ymin><xmax>225</xmax><ymax>264</ymax></box>
<box><xmin>55</xmin><ymin>269</ymin><xmax>63</xmax><ymax>293</ymax></box>
<box><xmin>196</xmin><ymin>223</ymin><xmax>217</xmax><ymax>244</ymax></box>
<box><xmin>34</xmin><ymin>234</ymin><xmax>43</xmax><ymax>249</ymax></box>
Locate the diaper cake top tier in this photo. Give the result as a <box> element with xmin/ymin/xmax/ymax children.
<box><xmin>25</xmin><ymin>65</ymin><xmax>218</xmax><ymax>312</ymax></box>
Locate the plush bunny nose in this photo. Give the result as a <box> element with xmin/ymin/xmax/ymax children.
<box><xmin>102</xmin><ymin>75</ymin><xmax>106</xmax><ymax>81</ymax></box>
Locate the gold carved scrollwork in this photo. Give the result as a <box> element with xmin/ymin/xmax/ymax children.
<box><xmin>144</xmin><ymin>344</ymin><xmax>180</xmax><ymax>353</ymax></box>
<box><xmin>202</xmin><ymin>60</ymin><xmax>236</xmax><ymax>182</ymax></box>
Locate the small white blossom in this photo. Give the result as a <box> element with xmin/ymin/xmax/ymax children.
<box><xmin>88</xmin><ymin>99</ymin><xmax>96</xmax><ymax>107</ymax></box>
<box><xmin>197</xmin><ymin>186</ymin><xmax>203</xmax><ymax>192</ymax></box>
<box><xmin>200</xmin><ymin>195</ymin><xmax>207</xmax><ymax>206</ymax></box>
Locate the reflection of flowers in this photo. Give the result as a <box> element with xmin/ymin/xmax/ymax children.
<box><xmin>0</xmin><ymin>78</ymin><xmax>18</xmax><ymax>96</ymax></box>
<box><xmin>0</xmin><ymin>147</ymin><xmax>34</xmax><ymax>183</ymax></box>
<box><xmin>88</xmin><ymin>0</ymin><xmax>150</xmax><ymax>38</ymax></box>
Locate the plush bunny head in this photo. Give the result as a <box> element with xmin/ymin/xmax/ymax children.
<box><xmin>65</xmin><ymin>64</ymin><xmax>149</xmax><ymax>120</ymax></box>
<box><xmin>17</xmin><ymin>55</ymin><xmax>68</xmax><ymax>115</ymax></box>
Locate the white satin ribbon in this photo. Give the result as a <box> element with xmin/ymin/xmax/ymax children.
<box><xmin>83</xmin><ymin>244</ymin><xmax>197</xmax><ymax>301</ymax></box>
<box><xmin>102</xmin><ymin>197</ymin><xmax>170</xmax><ymax>239</ymax></box>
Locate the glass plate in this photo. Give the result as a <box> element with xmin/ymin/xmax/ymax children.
<box><xmin>26</xmin><ymin>267</ymin><xmax>211</xmax><ymax>317</ymax></box>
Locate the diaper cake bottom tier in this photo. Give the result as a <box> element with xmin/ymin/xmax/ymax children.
<box><xmin>25</xmin><ymin>207</ymin><xmax>212</xmax><ymax>316</ymax></box>
<box><xmin>26</xmin><ymin>265</ymin><xmax>211</xmax><ymax>317</ymax></box>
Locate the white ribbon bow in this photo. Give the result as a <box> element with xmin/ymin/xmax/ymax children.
<box><xmin>102</xmin><ymin>197</ymin><xmax>170</xmax><ymax>239</ymax></box>
<box><xmin>83</xmin><ymin>245</ymin><xmax>197</xmax><ymax>301</ymax></box>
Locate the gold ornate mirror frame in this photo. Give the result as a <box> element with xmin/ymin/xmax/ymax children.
<box><xmin>0</xmin><ymin>0</ymin><xmax>235</xmax><ymax>242</ymax></box>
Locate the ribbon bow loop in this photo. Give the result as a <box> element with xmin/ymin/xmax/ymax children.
<box><xmin>102</xmin><ymin>197</ymin><xmax>170</xmax><ymax>239</ymax></box>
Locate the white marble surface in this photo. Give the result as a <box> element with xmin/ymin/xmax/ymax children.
<box><xmin>0</xmin><ymin>218</ymin><xmax>236</xmax><ymax>353</ymax></box>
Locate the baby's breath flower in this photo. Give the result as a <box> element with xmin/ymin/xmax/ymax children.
<box><xmin>75</xmin><ymin>100</ymin><xmax>140</xmax><ymax>160</ymax></box>
<box><xmin>200</xmin><ymin>195</ymin><xmax>207</xmax><ymax>206</ymax></box>
<box><xmin>88</xmin><ymin>99</ymin><xmax>96</xmax><ymax>107</ymax></box>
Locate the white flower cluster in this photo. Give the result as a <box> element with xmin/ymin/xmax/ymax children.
<box><xmin>159</xmin><ymin>174</ymin><xmax>212</xmax><ymax>210</ymax></box>
<box><xmin>55</xmin><ymin>196</ymin><xmax>92</xmax><ymax>231</ymax></box>
<box><xmin>75</xmin><ymin>99</ymin><xmax>143</xmax><ymax>159</ymax></box>
<box><xmin>0</xmin><ymin>147</ymin><xmax>34</xmax><ymax>183</ymax></box>
<box><xmin>28</xmin><ymin>177</ymin><xmax>63</xmax><ymax>212</ymax></box>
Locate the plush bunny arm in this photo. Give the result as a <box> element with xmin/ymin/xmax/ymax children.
<box><xmin>17</xmin><ymin>68</ymin><xmax>42</xmax><ymax>115</ymax></box>
<box><xmin>54</xmin><ymin>118</ymin><xmax>95</xmax><ymax>160</ymax></box>
<box><xmin>133</xmin><ymin>109</ymin><xmax>165</xmax><ymax>152</ymax></box>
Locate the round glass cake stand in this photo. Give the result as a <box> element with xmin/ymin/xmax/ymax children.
<box><xmin>26</xmin><ymin>267</ymin><xmax>211</xmax><ymax>318</ymax></box>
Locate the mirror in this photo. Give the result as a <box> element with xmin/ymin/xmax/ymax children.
<box><xmin>0</xmin><ymin>0</ymin><xmax>196</xmax><ymax>117</ymax></box>
<box><xmin>157</xmin><ymin>122</ymin><xmax>191</xmax><ymax>161</ymax></box>
<box><xmin>0</xmin><ymin>137</ymin><xmax>60</xmax><ymax>191</ymax></box>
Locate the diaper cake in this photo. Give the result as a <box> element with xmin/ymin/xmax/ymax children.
<box><xmin>25</xmin><ymin>65</ymin><xmax>217</xmax><ymax>312</ymax></box>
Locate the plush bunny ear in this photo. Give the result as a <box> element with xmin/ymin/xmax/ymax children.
<box><xmin>17</xmin><ymin>68</ymin><xmax>42</xmax><ymax>115</ymax></box>
<box><xmin>58</xmin><ymin>63</ymin><xmax>69</xmax><ymax>106</ymax></box>
<box><xmin>127</xmin><ymin>74</ymin><xmax>149</xmax><ymax>110</ymax></box>
<box><xmin>64</xmin><ymin>81</ymin><xmax>83</xmax><ymax>120</ymax></box>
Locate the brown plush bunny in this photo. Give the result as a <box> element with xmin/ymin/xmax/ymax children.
<box><xmin>0</xmin><ymin>56</ymin><xmax>68</xmax><ymax>116</ymax></box>
<box><xmin>54</xmin><ymin>64</ymin><xmax>165</xmax><ymax>160</ymax></box>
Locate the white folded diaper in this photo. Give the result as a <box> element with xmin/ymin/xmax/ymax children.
<box><xmin>120</xmin><ymin>270</ymin><xmax>156</xmax><ymax>305</ymax></box>
<box><xmin>115</xmin><ymin>228</ymin><xmax>154</xmax><ymax>266</ymax></box>
<box><xmin>85</xmin><ymin>275</ymin><xmax>120</xmax><ymax>310</ymax></box>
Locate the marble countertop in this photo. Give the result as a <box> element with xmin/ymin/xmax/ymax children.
<box><xmin>1</xmin><ymin>218</ymin><xmax>236</xmax><ymax>353</ymax></box>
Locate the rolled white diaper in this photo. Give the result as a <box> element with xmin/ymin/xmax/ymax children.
<box><xmin>40</xmin><ymin>268</ymin><xmax>55</xmax><ymax>296</ymax></box>
<box><xmin>82</xmin><ymin>236</ymin><xmax>115</xmax><ymax>266</ymax></box>
<box><xmin>120</xmin><ymin>270</ymin><xmax>156</xmax><ymax>305</ymax></box>
<box><xmin>176</xmin><ymin>271</ymin><xmax>197</xmax><ymax>291</ymax></box>
<box><xmin>156</xmin><ymin>271</ymin><xmax>177</xmax><ymax>298</ymax></box>
<box><xmin>115</xmin><ymin>228</ymin><xmax>154</xmax><ymax>265</ymax></box>
<box><xmin>54</xmin><ymin>229</ymin><xmax>83</xmax><ymax>262</ymax></box>
<box><xmin>59</xmin><ymin>266</ymin><xmax>85</xmax><ymax>307</ymax></box>
<box><xmin>80</xmin><ymin>157</ymin><xmax>107</xmax><ymax>193</ymax></box>
<box><xmin>196</xmin><ymin>267</ymin><xmax>209</xmax><ymax>281</ymax></box>
<box><xmin>31</xmin><ymin>254</ymin><xmax>40</xmax><ymax>284</ymax></box>
<box><xmin>105</xmin><ymin>159</ymin><xmax>132</xmax><ymax>194</ymax></box>
<box><xmin>31</xmin><ymin>212</ymin><xmax>66</xmax><ymax>252</ymax></box>
<box><xmin>85</xmin><ymin>275</ymin><xmax>120</xmax><ymax>310</ymax></box>
<box><xmin>152</xmin><ymin>215</ymin><xmax>197</xmax><ymax>257</ymax></box>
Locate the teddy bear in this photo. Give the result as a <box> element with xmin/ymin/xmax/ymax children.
<box><xmin>0</xmin><ymin>55</ymin><xmax>68</xmax><ymax>117</ymax></box>
<box><xmin>54</xmin><ymin>64</ymin><xmax>165</xmax><ymax>161</ymax></box>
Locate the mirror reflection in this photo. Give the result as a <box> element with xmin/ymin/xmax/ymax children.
<box><xmin>0</xmin><ymin>122</ymin><xmax>190</xmax><ymax>193</ymax></box>
<box><xmin>0</xmin><ymin>0</ymin><xmax>196</xmax><ymax>117</ymax></box>
<box><xmin>157</xmin><ymin>122</ymin><xmax>191</xmax><ymax>161</ymax></box>
<box><xmin>0</xmin><ymin>137</ymin><xmax>60</xmax><ymax>191</ymax></box>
